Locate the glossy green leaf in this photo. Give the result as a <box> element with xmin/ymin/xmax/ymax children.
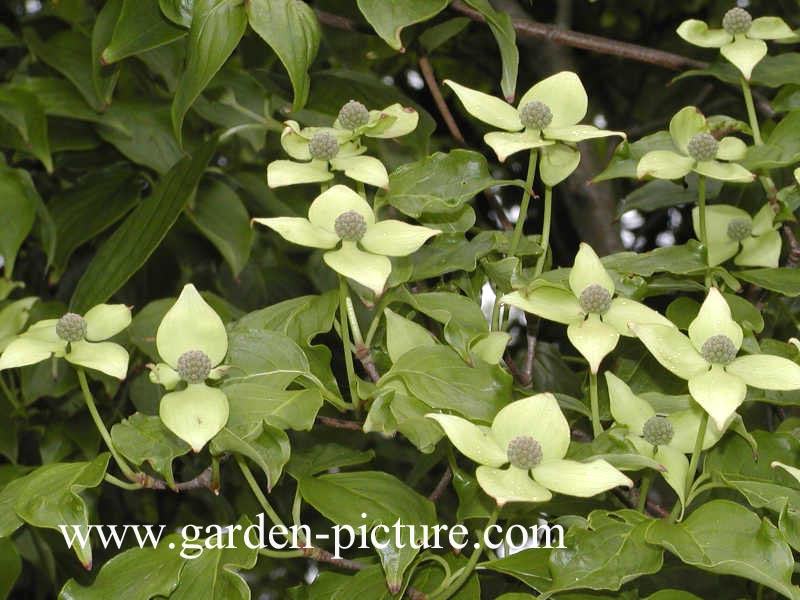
<box><xmin>0</xmin><ymin>164</ymin><xmax>38</xmax><ymax>277</ymax></box>
<box><xmin>645</xmin><ymin>500</ymin><xmax>800</xmax><ymax>599</ymax></box>
<box><xmin>460</xmin><ymin>0</ymin><xmax>518</xmax><ymax>101</ymax></box>
<box><xmin>70</xmin><ymin>136</ymin><xmax>216</xmax><ymax>312</ymax></box>
<box><xmin>160</xmin><ymin>0</ymin><xmax>194</xmax><ymax>27</ymax></box>
<box><xmin>286</xmin><ymin>443</ymin><xmax>374</xmax><ymax>478</ymax></box>
<box><xmin>185</xmin><ymin>179</ymin><xmax>252</xmax><ymax>276</ymax></box>
<box><xmin>211</xmin><ymin>424</ymin><xmax>290</xmax><ymax>490</ymax></box>
<box><xmin>172</xmin><ymin>0</ymin><xmax>247</xmax><ymax>144</ymax></box>
<box><xmin>246</xmin><ymin>0</ymin><xmax>319</xmax><ymax>111</ymax></box>
<box><xmin>110</xmin><ymin>413</ymin><xmax>190</xmax><ymax>487</ymax></box>
<box><xmin>102</xmin><ymin>0</ymin><xmax>186</xmax><ymax>63</ymax></box>
<box><xmin>356</xmin><ymin>0</ymin><xmax>448</xmax><ymax>51</ymax></box>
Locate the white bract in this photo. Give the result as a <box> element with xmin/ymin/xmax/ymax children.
<box><xmin>253</xmin><ymin>185</ymin><xmax>439</xmax><ymax>295</ymax></box>
<box><xmin>502</xmin><ymin>243</ymin><xmax>674</xmax><ymax>373</ymax></box>
<box><xmin>0</xmin><ymin>303</ymin><xmax>131</xmax><ymax>379</ymax></box>
<box><xmin>150</xmin><ymin>284</ymin><xmax>229</xmax><ymax>452</ymax></box>
<box><xmin>427</xmin><ymin>393</ymin><xmax>632</xmax><ymax>506</ymax></box>
<box><xmin>630</xmin><ymin>288</ymin><xmax>800</xmax><ymax>430</ymax></box>
<box><xmin>691</xmin><ymin>203</ymin><xmax>781</xmax><ymax>267</ymax></box>
<box><xmin>445</xmin><ymin>71</ymin><xmax>625</xmax><ymax>185</ymax></box>
<box><xmin>636</xmin><ymin>107</ymin><xmax>754</xmax><ymax>183</ymax></box>
<box><xmin>677</xmin><ymin>8</ymin><xmax>795</xmax><ymax>79</ymax></box>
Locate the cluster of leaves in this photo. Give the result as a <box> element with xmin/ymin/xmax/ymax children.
<box><xmin>1</xmin><ymin>1</ymin><xmax>800</xmax><ymax>599</ymax></box>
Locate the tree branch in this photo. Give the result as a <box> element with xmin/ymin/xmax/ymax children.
<box><xmin>317</xmin><ymin>415</ymin><xmax>364</xmax><ymax>430</ymax></box>
<box><xmin>450</xmin><ymin>1</ymin><xmax>707</xmax><ymax>72</ymax></box>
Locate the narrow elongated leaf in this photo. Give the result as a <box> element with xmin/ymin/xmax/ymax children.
<box><xmin>70</xmin><ymin>137</ymin><xmax>217</xmax><ymax>312</ymax></box>
<box><xmin>461</xmin><ymin>0</ymin><xmax>518</xmax><ymax>101</ymax></box>
<box><xmin>91</xmin><ymin>0</ymin><xmax>121</xmax><ymax>108</ymax></box>
<box><xmin>0</xmin><ymin>163</ymin><xmax>39</xmax><ymax>277</ymax></box>
<box><xmin>246</xmin><ymin>0</ymin><xmax>320</xmax><ymax>111</ymax></box>
<box><xmin>102</xmin><ymin>0</ymin><xmax>186</xmax><ymax>63</ymax></box>
<box><xmin>356</xmin><ymin>0</ymin><xmax>448</xmax><ymax>51</ymax></box>
<box><xmin>185</xmin><ymin>179</ymin><xmax>252</xmax><ymax>276</ymax></box>
<box><xmin>172</xmin><ymin>0</ymin><xmax>247</xmax><ymax>144</ymax></box>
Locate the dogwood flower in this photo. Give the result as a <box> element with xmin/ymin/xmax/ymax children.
<box><xmin>691</xmin><ymin>203</ymin><xmax>781</xmax><ymax>267</ymax></box>
<box><xmin>630</xmin><ymin>288</ymin><xmax>800</xmax><ymax>430</ymax></box>
<box><xmin>149</xmin><ymin>284</ymin><xmax>229</xmax><ymax>452</ymax></box>
<box><xmin>606</xmin><ymin>372</ymin><xmax>725</xmax><ymax>511</ymax></box>
<box><xmin>677</xmin><ymin>7</ymin><xmax>795</xmax><ymax>80</ymax></box>
<box><xmin>253</xmin><ymin>185</ymin><xmax>439</xmax><ymax>295</ymax></box>
<box><xmin>0</xmin><ymin>303</ymin><xmax>131</xmax><ymax>379</ymax></box>
<box><xmin>502</xmin><ymin>243</ymin><xmax>674</xmax><ymax>373</ymax></box>
<box><xmin>267</xmin><ymin>102</ymin><xmax>418</xmax><ymax>189</ymax></box>
<box><xmin>427</xmin><ymin>393</ymin><xmax>632</xmax><ymax>506</ymax></box>
<box><xmin>445</xmin><ymin>71</ymin><xmax>625</xmax><ymax>185</ymax></box>
<box><xmin>637</xmin><ymin>107</ymin><xmax>754</xmax><ymax>183</ymax></box>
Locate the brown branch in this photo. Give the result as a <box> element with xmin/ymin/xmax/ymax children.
<box><xmin>134</xmin><ymin>465</ymin><xmax>215</xmax><ymax>493</ymax></box>
<box><xmin>314</xmin><ymin>9</ymin><xmax>367</xmax><ymax>33</ymax></box>
<box><xmin>317</xmin><ymin>415</ymin><xmax>364</xmax><ymax>430</ymax></box>
<box><xmin>427</xmin><ymin>466</ymin><xmax>452</xmax><ymax>502</ymax></box>
<box><xmin>354</xmin><ymin>342</ymin><xmax>381</xmax><ymax>383</ymax></box>
<box><xmin>783</xmin><ymin>224</ymin><xmax>800</xmax><ymax>268</ymax></box>
<box><xmin>450</xmin><ymin>1</ymin><xmax>707</xmax><ymax>72</ymax></box>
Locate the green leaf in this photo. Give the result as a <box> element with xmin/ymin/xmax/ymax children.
<box><xmin>0</xmin><ymin>538</ymin><xmax>21</xmax><ymax>600</ymax></box>
<box><xmin>379</xmin><ymin>345</ymin><xmax>511</xmax><ymax>422</ymax></box>
<box><xmin>286</xmin><ymin>443</ymin><xmax>374</xmax><ymax>478</ymax></box>
<box><xmin>383</xmin><ymin>149</ymin><xmax>520</xmax><ymax>217</ymax></box>
<box><xmin>601</xmin><ymin>242</ymin><xmax>706</xmax><ymax>277</ymax></box>
<box><xmin>0</xmin><ymin>25</ymin><xmax>20</xmax><ymax>49</ymax></box>
<box><xmin>159</xmin><ymin>0</ymin><xmax>194</xmax><ymax>27</ymax></box>
<box><xmin>298</xmin><ymin>471</ymin><xmax>436</xmax><ymax>588</ymax></box>
<box><xmin>223</xmin><ymin>384</ymin><xmax>322</xmax><ymax>434</ymax></box>
<box><xmin>356</xmin><ymin>0</ymin><xmax>448</xmax><ymax>51</ymax></box>
<box><xmin>460</xmin><ymin>0</ymin><xmax>518</xmax><ymax>101</ymax></box>
<box><xmin>482</xmin><ymin>546</ymin><xmax>553</xmax><ymax>591</ymax></box>
<box><xmin>247</xmin><ymin>0</ymin><xmax>319</xmax><ymax>111</ymax></box>
<box><xmin>645</xmin><ymin>500</ymin><xmax>800</xmax><ymax>600</ymax></box>
<box><xmin>185</xmin><ymin>179</ymin><xmax>252</xmax><ymax>276</ymax></box>
<box><xmin>99</xmin><ymin>99</ymin><xmax>185</xmax><ymax>173</ymax></box>
<box><xmin>0</xmin><ymin>87</ymin><xmax>52</xmax><ymax>172</ymax></box>
<box><xmin>592</xmin><ymin>131</ymin><xmax>674</xmax><ymax>182</ymax></box>
<box><xmin>384</xmin><ymin>308</ymin><xmax>436</xmax><ymax>363</ymax></box>
<box><xmin>102</xmin><ymin>0</ymin><xmax>186</xmax><ymax>63</ymax></box>
<box><xmin>172</xmin><ymin>0</ymin><xmax>247</xmax><ymax>144</ymax></box>
<box><xmin>742</xmin><ymin>110</ymin><xmax>800</xmax><ymax>170</ymax></box>
<box><xmin>59</xmin><ymin>535</ymin><xmax>185</xmax><ymax>600</ymax></box>
<box><xmin>0</xmin><ymin>163</ymin><xmax>38</xmax><ymax>277</ymax></box>
<box><xmin>210</xmin><ymin>424</ymin><xmax>290</xmax><ymax>491</ymax></box>
<box><xmin>91</xmin><ymin>0</ymin><xmax>121</xmax><ymax>108</ymax></box>
<box><xmin>678</xmin><ymin>53</ymin><xmax>800</xmax><ymax>89</ymax></box>
<box><xmin>70</xmin><ymin>136</ymin><xmax>216</xmax><ymax>312</ymax></box>
<box><xmin>49</xmin><ymin>166</ymin><xmax>139</xmax><ymax>275</ymax></box>
<box><xmin>22</xmin><ymin>29</ymin><xmax>103</xmax><ymax>111</ymax></box>
<box><xmin>737</xmin><ymin>268</ymin><xmax>800</xmax><ymax>297</ymax></box>
<box><xmin>419</xmin><ymin>17</ymin><xmax>470</xmax><ymax>53</ymax></box>
<box><xmin>0</xmin><ymin>454</ymin><xmax>109</xmax><ymax>568</ymax></box>
<box><xmin>110</xmin><ymin>413</ymin><xmax>190</xmax><ymax>487</ymax></box>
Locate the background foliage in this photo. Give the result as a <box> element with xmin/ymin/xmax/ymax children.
<box><xmin>1</xmin><ymin>0</ymin><xmax>800</xmax><ymax>598</ymax></box>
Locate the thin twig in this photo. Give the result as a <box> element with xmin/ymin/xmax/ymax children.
<box><xmin>314</xmin><ymin>9</ymin><xmax>368</xmax><ymax>33</ymax></box>
<box><xmin>354</xmin><ymin>342</ymin><xmax>381</xmax><ymax>383</ymax></box>
<box><xmin>427</xmin><ymin>467</ymin><xmax>452</xmax><ymax>502</ymax></box>
<box><xmin>782</xmin><ymin>224</ymin><xmax>800</xmax><ymax>268</ymax></box>
<box><xmin>450</xmin><ymin>1</ymin><xmax>707</xmax><ymax>72</ymax></box>
<box><xmin>317</xmin><ymin>415</ymin><xmax>364</xmax><ymax>430</ymax></box>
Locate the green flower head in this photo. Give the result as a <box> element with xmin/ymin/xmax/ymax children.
<box><xmin>677</xmin><ymin>8</ymin><xmax>795</xmax><ymax>80</ymax></box>
<box><xmin>501</xmin><ymin>243</ymin><xmax>675</xmax><ymax>373</ymax></box>
<box><xmin>692</xmin><ymin>203</ymin><xmax>781</xmax><ymax>267</ymax></box>
<box><xmin>253</xmin><ymin>185</ymin><xmax>439</xmax><ymax>295</ymax></box>
<box><xmin>427</xmin><ymin>393</ymin><xmax>632</xmax><ymax>506</ymax></box>
<box><xmin>629</xmin><ymin>288</ymin><xmax>800</xmax><ymax>430</ymax></box>
<box><xmin>0</xmin><ymin>303</ymin><xmax>131</xmax><ymax>379</ymax></box>
<box><xmin>444</xmin><ymin>72</ymin><xmax>625</xmax><ymax>186</ymax></box>
<box><xmin>606</xmin><ymin>372</ymin><xmax>725</xmax><ymax>512</ymax></box>
<box><xmin>267</xmin><ymin>103</ymin><xmax>419</xmax><ymax>189</ymax></box>
<box><xmin>636</xmin><ymin>107</ymin><xmax>754</xmax><ymax>183</ymax></box>
<box><xmin>150</xmin><ymin>284</ymin><xmax>229</xmax><ymax>452</ymax></box>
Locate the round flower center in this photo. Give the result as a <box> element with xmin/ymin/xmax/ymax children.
<box><xmin>519</xmin><ymin>101</ymin><xmax>553</xmax><ymax>130</ymax></box>
<box><xmin>727</xmin><ymin>217</ymin><xmax>752</xmax><ymax>241</ymax></box>
<box><xmin>686</xmin><ymin>133</ymin><xmax>718</xmax><ymax>162</ymax></box>
<box><xmin>334</xmin><ymin>210</ymin><xmax>368</xmax><ymax>242</ymax></box>
<box><xmin>701</xmin><ymin>334</ymin><xmax>737</xmax><ymax>365</ymax></box>
<box><xmin>642</xmin><ymin>416</ymin><xmax>674</xmax><ymax>447</ymax></box>
<box><xmin>56</xmin><ymin>313</ymin><xmax>87</xmax><ymax>342</ymax></box>
<box><xmin>308</xmin><ymin>132</ymin><xmax>340</xmax><ymax>161</ymax></box>
<box><xmin>338</xmin><ymin>100</ymin><xmax>370</xmax><ymax>130</ymax></box>
<box><xmin>579</xmin><ymin>284</ymin><xmax>612</xmax><ymax>315</ymax></box>
<box><xmin>506</xmin><ymin>435</ymin><xmax>543</xmax><ymax>469</ymax></box>
<box><xmin>176</xmin><ymin>350</ymin><xmax>212</xmax><ymax>384</ymax></box>
<box><xmin>722</xmin><ymin>7</ymin><xmax>752</xmax><ymax>35</ymax></box>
